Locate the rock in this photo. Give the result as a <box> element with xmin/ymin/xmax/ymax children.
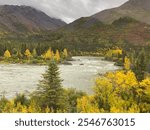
<box><xmin>62</xmin><ymin>61</ymin><xmax>72</xmax><ymax>65</ymax></box>
<box><xmin>80</xmin><ymin>63</ymin><xmax>84</xmax><ymax>65</ymax></box>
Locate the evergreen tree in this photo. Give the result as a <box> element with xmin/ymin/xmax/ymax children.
<box><xmin>134</xmin><ymin>49</ymin><xmax>146</xmax><ymax>81</ymax></box>
<box><xmin>32</xmin><ymin>48</ymin><xmax>37</xmax><ymax>58</ymax></box>
<box><xmin>36</xmin><ymin>61</ymin><xmax>65</xmax><ymax>112</ymax></box>
<box><xmin>17</xmin><ymin>51</ymin><xmax>23</xmax><ymax>59</ymax></box>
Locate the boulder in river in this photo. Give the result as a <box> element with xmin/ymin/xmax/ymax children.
<box><xmin>62</xmin><ymin>61</ymin><xmax>72</xmax><ymax>65</ymax></box>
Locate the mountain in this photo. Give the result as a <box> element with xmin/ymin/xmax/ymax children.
<box><xmin>92</xmin><ymin>0</ymin><xmax>150</xmax><ymax>25</ymax></box>
<box><xmin>59</xmin><ymin>16</ymin><xmax>150</xmax><ymax>50</ymax></box>
<box><xmin>0</xmin><ymin>1</ymin><xmax>150</xmax><ymax>53</ymax></box>
<box><xmin>64</xmin><ymin>0</ymin><xmax>150</xmax><ymax>29</ymax></box>
<box><xmin>60</xmin><ymin>0</ymin><xmax>150</xmax><ymax>48</ymax></box>
<box><xmin>0</xmin><ymin>5</ymin><xmax>66</xmax><ymax>33</ymax></box>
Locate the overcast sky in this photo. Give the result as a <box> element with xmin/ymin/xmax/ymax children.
<box><xmin>0</xmin><ymin>0</ymin><xmax>128</xmax><ymax>23</ymax></box>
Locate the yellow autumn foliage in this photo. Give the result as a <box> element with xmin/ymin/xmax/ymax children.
<box><xmin>43</xmin><ymin>48</ymin><xmax>53</xmax><ymax>60</ymax></box>
<box><xmin>106</xmin><ymin>48</ymin><xmax>122</xmax><ymax>57</ymax></box>
<box><xmin>54</xmin><ymin>49</ymin><xmax>60</xmax><ymax>62</ymax></box>
<box><xmin>77</xmin><ymin>96</ymin><xmax>100</xmax><ymax>113</ymax></box>
<box><xmin>63</xmin><ymin>48</ymin><xmax>68</xmax><ymax>58</ymax></box>
<box><xmin>24</xmin><ymin>49</ymin><xmax>32</xmax><ymax>59</ymax></box>
<box><xmin>4</xmin><ymin>50</ymin><xmax>11</xmax><ymax>58</ymax></box>
<box><xmin>106</xmin><ymin>70</ymin><xmax>138</xmax><ymax>88</ymax></box>
<box><xmin>124</xmin><ymin>56</ymin><xmax>131</xmax><ymax>70</ymax></box>
<box><xmin>140</xmin><ymin>78</ymin><xmax>150</xmax><ymax>94</ymax></box>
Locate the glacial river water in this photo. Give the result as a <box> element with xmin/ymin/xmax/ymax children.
<box><xmin>0</xmin><ymin>56</ymin><xmax>120</xmax><ymax>99</ymax></box>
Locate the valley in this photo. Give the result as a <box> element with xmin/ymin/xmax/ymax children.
<box><xmin>0</xmin><ymin>0</ymin><xmax>150</xmax><ymax>113</ymax></box>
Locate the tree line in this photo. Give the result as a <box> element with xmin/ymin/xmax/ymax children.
<box><xmin>105</xmin><ymin>47</ymin><xmax>150</xmax><ymax>81</ymax></box>
<box><xmin>1</xmin><ymin>48</ymin><xmax>69</xmax><ymax>64</ymax></box>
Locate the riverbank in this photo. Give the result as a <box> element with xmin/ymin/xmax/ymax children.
<box><xmin>0</xmin><ymin>56</ymin><xmax>120</xmax><ymax>99</ymax></box>
<box><xmin>0</xmin><ymin>57</ymin><xmax>73</xmax><ymax>65</ymax></box>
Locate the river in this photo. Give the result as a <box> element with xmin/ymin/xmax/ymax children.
<box><xmin>0</xmin><ymin>56</ymin><xmax>120</xmax><ymax>99</ymax></box>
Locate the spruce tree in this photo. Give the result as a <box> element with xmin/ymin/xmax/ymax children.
<box><xmin>134</xmin><ymin>49</ymin><xmax>146</xmax><ymax>81</ymax></box>
<box><xmin>36</xmin><ymin>61</ymin><xmax>65</xmax><ymax>112</ymax></box>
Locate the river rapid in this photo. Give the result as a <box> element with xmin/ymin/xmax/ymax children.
<box><xmin>0</xmin><ymin>56</ymin><xmax>120</xmax><ymax>99</ymax></box>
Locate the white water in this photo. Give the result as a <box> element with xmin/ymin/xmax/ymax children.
<box><xmin>0</xmin><ymin>56</ymin><xmax>120</xmax><ymax>99</ymax></box>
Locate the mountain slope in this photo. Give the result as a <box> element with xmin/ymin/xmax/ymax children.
<box><xmin>51</xmin><ymin>17</ymin><xmax>149</xmax><ymax>57</ymax></box>
<box><xmin>92</xmin><ymin>0</ymin><xmax>150</xmax><ymax>25</ymax></box>
<box><xmin>0</xmin><ymin>5</ymin><xmax>66</xmax><ymax>33</ymax></box>
<box><xmin>60</xmin><ymin>0</ymin><xmax>150</xmax><ymax>48</ymax></box>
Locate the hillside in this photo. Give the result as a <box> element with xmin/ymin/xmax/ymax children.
<box><xmin>0</xmin><ymin>5</ymin><xmax>66</xmax><ymax>34</ymax></box>
<box><xmin>0</xmin><ymin>1</ymin><xmax>150</xmax><ymax>54</ymax></box>
<box><xmin>59</xmin><ymin>17</ymin><xmax>150</xmax><ymax>51</ymax></box>
<box><xmin>92</xmin><ymin>0</ymin><xmax>150</xmax><ymax>25</ymax></box>
<box><xmin>59</xmin><ymin>0</ymin><xmax>150</xmax><ymax>49</ymax></box>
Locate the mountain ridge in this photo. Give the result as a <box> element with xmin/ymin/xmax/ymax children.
<box><xmin>92</xmin><ymin>0</ymin><xmax>150</xmax><ymax>25</ymax></box>
<box><xmin>0</xmin><ymin>5</ymin><xmax>66</xmax><ymax>33</ymax></box>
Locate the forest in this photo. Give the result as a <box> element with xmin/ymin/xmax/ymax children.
<box><xmin>0</xmin><ymin>16</ymin><xmax>150</xmax><ymax>113</ymax></box>
<box><xmin>0</xmin><ymin>45</ymin><xmax>149</xmax><ymax>113</ymax></box>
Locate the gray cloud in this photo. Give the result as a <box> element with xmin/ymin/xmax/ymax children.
<box><xmin>0</xmin><ymin>0</ymin><xmax>128</xmax><ymax>23</ymax></box>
